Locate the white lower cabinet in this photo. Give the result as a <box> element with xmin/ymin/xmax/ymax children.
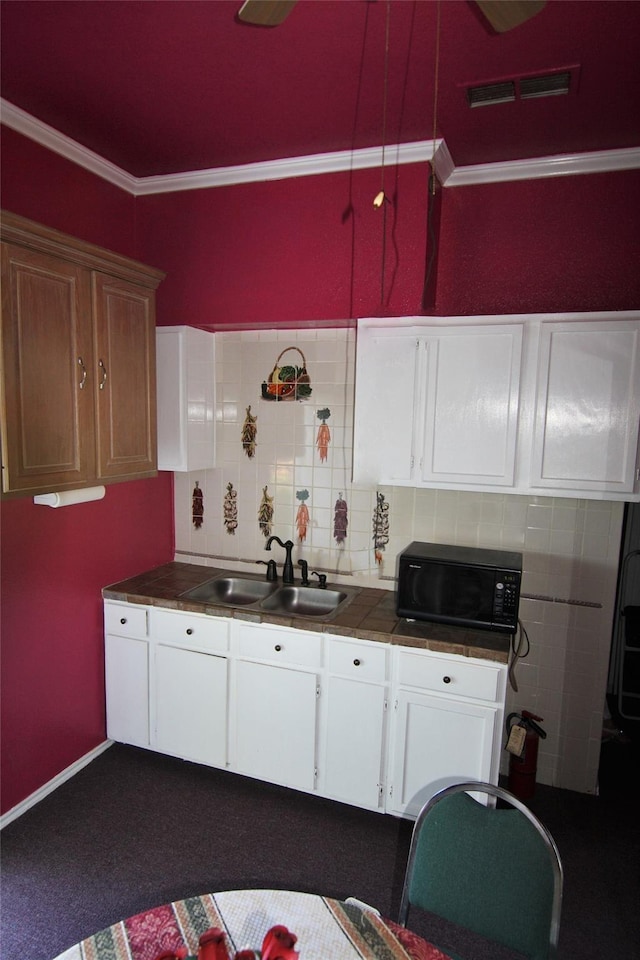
<box><xmin>149</xmin><ymin>607</ymin><xmax>229</xmax><ymax>767</ymax></box>
<box><xmin>388</xmin><ymin>646</ymin><xmax>507</xmax><ymax>818</ymax></box>
<box><xmin>231</xmin><ymin>621</ymin><xmax>321</xmax><ymax>793</ymax></box>
<box><xmin>103</xmin><ymin>601</ymin><xmax>507</xmax><ymax>819</ymax></box>
<box><xmin>104</xmin><ymin>602</ymin><xmax>150</xmax><ymax>748</ymax></box>
<box><xmin>320</xmin><ymin>637</ymin><xmax>389</xmax><ymax>811</ymax></box>
<box><xmin>154</xmin><ymin>644</ymin><xmax>227</xmax><ymax>767</ymax></box>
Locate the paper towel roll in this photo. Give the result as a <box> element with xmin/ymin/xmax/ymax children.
<box><xmin>33</xmin><ymin>486</ymin><xmax>106</xmax><ymax>507</ymax></box>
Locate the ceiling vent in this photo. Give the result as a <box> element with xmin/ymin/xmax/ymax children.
<box><xmin>520</xmin><ymin>71</ymin><xmax>571</xmax><ymax>99</ymax></box>
<box><xmin>466</xmin><ymin>69</ymin><xmax>574</xmax><ymax>107</ymax></box>
<box><xmin>468</xmin><ymin>81</ymin><xmax>516</xmax><ymax>107</ymax></box>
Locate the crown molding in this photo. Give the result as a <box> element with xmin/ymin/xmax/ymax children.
<box><xmin>446</xmin><ymin>146</ymin><xmax>640</xmax><ymax>187</ymax></box>
<box><xmin>132</xmin><ymin>138</ymin><xmax>445</xmax><ymax>195</ymax></box>
<box><xmin>1</xmin><ymin>99</ymin><xmax>138</xmax><ymax>193</ymax></box>
<box><xmin>2</xmin><ymin>98</ymin><xmax>639</xmax><ymax>197</ymax></box>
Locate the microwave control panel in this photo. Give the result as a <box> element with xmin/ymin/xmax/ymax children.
<box><xmin>493</xmin><ymin>571</ymin><xmax>520</xmax><ymax>625</ymax></box>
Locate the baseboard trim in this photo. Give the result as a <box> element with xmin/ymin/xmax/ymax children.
<box><xmin>0</xmin><ymin>740</ymin><xmax>114</xmax><ymax>829</ymax></box>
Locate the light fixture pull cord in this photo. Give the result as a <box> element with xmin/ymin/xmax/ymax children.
<box><xmin>380</xmin><ymin>0</ymin><xmax>391</xmax><ymax>305</ymax></box>
<box><xmin>430</xmin><ymin>0</ymin><xmax>441</xmax><ymax>191</ymax></box>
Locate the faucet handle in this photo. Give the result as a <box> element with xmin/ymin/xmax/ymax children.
<box><xmin>298</xmin><ymin>559</ymin><xmax>309</xmax><ymax>586</ymax></box>
<box><xmin>311</xmin><ymin>571</ymin><xmax>327</xmax><ymax>589</ymax></box>
<box><xmin>257</xmin><ymin>559</ymin><xmax>278</xmax><ymax>582</ymax></box>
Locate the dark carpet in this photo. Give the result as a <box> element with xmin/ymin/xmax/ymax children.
<box><xmin>1</xmin><ymin>736</ymin><xmax>639</xmax><ymax>960</ymax></box>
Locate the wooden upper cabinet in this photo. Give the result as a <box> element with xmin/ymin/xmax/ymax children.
<box><xmin>93</xmin><ymin>274</ymin><xmax>157</xmax><ymax>481</ymax></box>
<box><xmin>1</xmin><ymin>211</ymin><xmax>164</xmax><ymax>498</ymax></box>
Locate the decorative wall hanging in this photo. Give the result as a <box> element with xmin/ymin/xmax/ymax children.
<box><xmin>241</xmin><ymin>405</ymin><xmax>257</xmax><ymax>458</ymax></box>
<box><xmin>192</xmin><ymin>481</ymin><xmax>204</xmax><ymax>529</ymax></box>
<box><xmin>258</xmin><ymin>485</ymin><xmax>274</xmax><ymax>538</ymax></box>
<box><xmin>316</xmin><ymin>408</ymin><xmax>331</xmax><ymax>462</ymax></box>
<box><xmin>296</xmin><ymin>489</ymin><xmax>310</xmax><ymax>542</ymax></box>
<box><xmin>223</xmin><ymin>481</ymin><xmax>238</xmax><ymax>535</ymax></box>
<box><xmin>333</xmin><ymin>493</ymin><xmax>348</xmax><ymax>545</ymax></box>
<box><xmin>261</xmin><ymin>347</ymin><xmax>312</xmax><ymax>402</ymax></box>
<box><xmin>372</xmin><ymin>490</ymin><xmax>389</xmax><ymax>565</ymax></box>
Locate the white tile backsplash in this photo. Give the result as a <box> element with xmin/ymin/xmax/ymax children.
<box><xmin>173</xmin><ymin>327</ymin><xmax>625</xmax><ymax>795</ymax></box>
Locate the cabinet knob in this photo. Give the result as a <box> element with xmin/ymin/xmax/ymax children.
<box><xmin>275</xmin><ymin>644</ymin><xmax>282</xmax><ymax>652</ymax></box>
<box><xmin>443</xmin><ymin>675</ymin><xmax>451</xmax><ymax>684</ymax></box>
<box><xmin>120</xmin><ymin>618</ymin><xmax>127</xmax><ymax>625</ymax></box>
<box><xmin>353</xmin><ymin>658</ymin><xmax>361</xmax><ymax>667</ymax></box>
<box><xmin>186</xmin><ymin>628</ymin><xmax>193</xmax><ymax>635</ymax></box>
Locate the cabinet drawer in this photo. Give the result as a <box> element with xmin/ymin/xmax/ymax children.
<box><xmin>150</xmin><ymin>607</ymin><xmax>229</xmax><ymax>652</ymax></box>
<box><xmin>104</xmin><ymin>601</ymin><xmax>148</xmax><ymax>639</ymax></box>
<box><xmin>236</xmin><ymin>622</ymin><xmax>322</xmax><ymax>669</ymax></box>
<box><xmin>326</xmin><ymin>637</ymin><xmax>388</xmax><ymax>682</ymax></box>
<box><xmin>396</xmin><ymin>649</ymin><xmax>501</xmax><ymax>702</ymax></box>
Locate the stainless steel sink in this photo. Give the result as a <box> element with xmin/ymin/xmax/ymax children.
<box><xmin>260</xmin><ymin>585</ymin><xmax>348</xmax><ymax>618</ymax></box>
<box><xmin>180</xmin><ymin>576</ymin><xmax>278</xmax><ymax>605</ymax></box>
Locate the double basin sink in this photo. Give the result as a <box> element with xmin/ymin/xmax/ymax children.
<box><xmin>180</xmin><ymin>574</ymin><xmax>353</xmax><ymax>620</ymax></box>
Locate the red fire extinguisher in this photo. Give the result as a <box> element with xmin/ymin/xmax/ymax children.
<box><xmin>506</xmin><ymin>710</ymin><xmax>546</xmax><ymax>800</ymax></box>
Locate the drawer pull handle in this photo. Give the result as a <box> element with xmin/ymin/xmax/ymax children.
<box><xmin>443</xmin><ymin>675</ymin><xmax>451</xmax><ymax>684</ymax></box>
<box><xmin>186</xmin><ymin>628</ymin><xmax>194</xmax><ymax>635</ymax></box>
<box><xmin>275</xmin><ymin>644</ymin><xmax>282</xmax><ymax>652</ymax></box>
<box><xmin>353</xmin><ymin>658</ymin><xmax>361</xmax><ymax>666</ymax></box>
<box><xmin>120</xmin><ymin>618</ymin><xmax>127</xmax><ymax>625</ymax></box>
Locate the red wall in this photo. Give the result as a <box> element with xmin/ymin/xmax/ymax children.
<box><xmin>138</xmin><ymin>164</ymin><xmax>640</xmax><ymax>327</ymax></box>
<box><xmin>0</xmin><ymin>130</ymin><xmax>174</xmax><ymax>815</ymax></box>
<box><xmin>2</xmin><ymin>125</ymin><xmax>639</xmax><ymax>815</ymax></box>
<box><xmin>139</xmin><ymin>163</ymin><xmax>430</xmax><ymax>326</ymax></box>
<box><xmin>435</xmin><ymin>171</ymin><xmax>640</xmax><ymax>315</ymax></box>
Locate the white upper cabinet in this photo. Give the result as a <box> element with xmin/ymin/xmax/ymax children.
<box><xmin>156</xmin><ymin>325</ymin><xmax>216</xmax><ymax>471</ymax></box>
<box><xmin>531</xmin><ymin>319</ymin><xmax>640</xmax><ymax>494</ymax></box>
<box><xmin>353</xmin><ymin>318</ymin><xmax>523</xmax><ymax>489</ymax></box>
<box><xmin>353</xmin><ymin>313</ymin><xmax>640</xmax><ymax>501</ymax></box>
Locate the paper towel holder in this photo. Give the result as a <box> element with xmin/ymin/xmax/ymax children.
<box><xmin>33</xmin><ymin>486</ymin><xmax>106</xmax><ymax>508</ymax></box>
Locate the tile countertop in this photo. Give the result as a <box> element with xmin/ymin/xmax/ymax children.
<box><xmin>102</xmin><ymin>562</ymin><xmax>510</xmax><ymax>665</ymax></box>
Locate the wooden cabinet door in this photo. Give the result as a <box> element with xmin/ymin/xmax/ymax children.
<box><xmin>93</xmin><ymin>273</ymin><xmax>157</xmax><ymax>480</ymax></box>
<box><xmin>154</xmin><ymin>644</ymin><xmax>228</xmax><ymax>767</ymax></box>
<box><xmin>1</xmin><ymin>243</ymin><xmax>94</xmax><ymax>494</ymax></box>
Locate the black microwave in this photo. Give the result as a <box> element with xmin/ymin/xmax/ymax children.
<box><xmin>396</xmin><ymin>541</ymin><xmax>522</xmax><ymax>633</ymax></box>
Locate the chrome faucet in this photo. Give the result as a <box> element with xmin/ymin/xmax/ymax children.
<box><xmin>265</xmin><ymin>536</ymin><xmax>295</xmax><ymax>584</ymax></box>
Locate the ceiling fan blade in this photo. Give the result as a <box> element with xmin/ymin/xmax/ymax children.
<box><xmin>238</xmin><ymin>0</ymin><xmax>298</xmax><ymax>27</ymax></box>
<box><xmin>475</xmin><ymin>0</ymin><xmax>547</xmax><ymax>33</ymax></box>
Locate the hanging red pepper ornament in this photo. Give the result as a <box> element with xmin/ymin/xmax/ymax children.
<box><xmin>316</xmin><ymin>408</ymin><xmax>331</xmax><ymax>462</ymax></box>
<box><xmin>296</xmin><ymin>489</ymin><xmax>310</xmax><ymax>542</ymax></box>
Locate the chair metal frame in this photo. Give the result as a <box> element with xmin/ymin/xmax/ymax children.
<box><xmin>398</xmin><ymin>780</ymin><xmax>563</xmax><ymax>960</ymax></box>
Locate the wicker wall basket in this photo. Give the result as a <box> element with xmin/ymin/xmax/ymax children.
<box><xmin>261</xmin><ymin>346</ymin><xmax>312</xmax><ymax>401</ymax></box>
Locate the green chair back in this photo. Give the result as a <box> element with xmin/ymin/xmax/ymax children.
<box><xmin>398</xmin><ymin>781</ymin><xmax>563</xmax><ymax>960</ymax></box>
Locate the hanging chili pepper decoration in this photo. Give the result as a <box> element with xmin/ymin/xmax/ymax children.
<box><xmin>223</xmin><ymin>481</ymin><xmax>238</xmax><ymax>535</ymax></box>
<box><xmin>334</xmin><ymin>493</ymin><xmax>348</xmax><ymax>545</ymax></box>
<box><xmin>296</xmin><ymin>489</ymin><xmax>310</xmax><ymax>542</ymax></box>
<box><xmin>192</xmin><ymin>481</ymin><xmax>204</xmax><ymax>529</ymax></box>
<box><xmin>372</xmin><ymin>490</ymin><xmax>389</xmax><ymax>565</ymax></box>
<box><xmin>258</xmin><ymin>485</ymin><xmax>274</xmax><ymax>538</ymax></box>
<box><xmin>241</xmin><ymin>405</ymin><xmax>257</xmax><ymax>458</ymax></box>
<box><xmin>316</xmin><ymin>408</ymin><xmax>331</xmax><ymax>462</ymax></box>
